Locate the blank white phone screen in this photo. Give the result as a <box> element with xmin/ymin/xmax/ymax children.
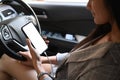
<box><xmin>22</xmin><ymin>22</ymin><xmax>48</xmax><ymax>55</ymax></box>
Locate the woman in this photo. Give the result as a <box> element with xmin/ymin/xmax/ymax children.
<box><xmin>26</xmin><ymin>0</ymin><xmax>120</xmax><ymax>80</ymax></box>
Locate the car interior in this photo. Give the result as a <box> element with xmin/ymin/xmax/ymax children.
<box><xmin>0</xmin><ymin>0</ymin><xmax>95</xmax><ymax>61</ymax></box>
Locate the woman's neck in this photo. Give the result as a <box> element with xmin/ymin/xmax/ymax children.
<box><xmin>109</xmin><ymin>21</ymin><xmax>120</xmax><ymax>43</ymax></box>
<box><xmin>95</xmin><ymin>22</ymin><xmax>120</xmax><ymax>45</ymax></box>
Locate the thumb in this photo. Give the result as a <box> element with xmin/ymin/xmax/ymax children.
<box><xmin>18</xmin><ymin>51</ymin><xmax>31</xmax><ymax>60</ymax></box>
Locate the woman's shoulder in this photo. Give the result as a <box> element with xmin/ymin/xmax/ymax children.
<box><xmin>67</xmin><ymin>42</ymin><xmax>113</xmax><ymax>62</ymax></box>
<box><xmin>107</xmin><ymin>42</ymin><xmax>120</xmax><ymax>64</ymax></box>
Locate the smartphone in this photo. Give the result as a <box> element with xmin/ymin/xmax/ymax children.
<box><xmin>22</xmin><ymin>22</ymin><xmax>48</xmax><ymax>55</ymax></box>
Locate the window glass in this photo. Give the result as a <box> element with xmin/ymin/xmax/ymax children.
<box><xmin>24</xmin><ymin>0</ymin><xmax>88</xmax><ymax>3</ymax></box>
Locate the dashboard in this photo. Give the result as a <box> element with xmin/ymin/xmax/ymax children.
<box><xmin>0</xmin><ymin>4</ymin><xmax>18</xmax><ymax>22</ymax></box>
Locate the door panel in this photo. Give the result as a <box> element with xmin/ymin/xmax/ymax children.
<box><xmin>30</xmin><ymin>2</ymin><xmax>95</xmax><ymax>35</ymax></box>
<box><xmin>24</xmin><ymin>2</ymin><xmax>95</xmax><ymax>55</ymax></box>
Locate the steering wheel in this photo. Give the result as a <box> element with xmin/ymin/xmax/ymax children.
<box><xmin>0</xmin><ymin>0</ymin><xmax>41</xmax><ymax>61</ymax></box>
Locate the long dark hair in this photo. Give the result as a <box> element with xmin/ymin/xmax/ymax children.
<box><xmin>105</xmin><ymin>0</ymin><xmax>120</xmax><ymax>30</ymax></box>
<box><xmin>71</xmin><ymin>0</ymin><xmax>120</xmax><ymax>52</ymax></box>
<box><xmin>71</xmin><ymin>24</ymin><xmax>111</xmax><ymax>52</ymax></box>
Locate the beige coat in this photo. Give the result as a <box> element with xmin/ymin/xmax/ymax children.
<box><xmin>55</xmin><ymin>42</ymin><xmax>120</xmax><ymax>80</ymax></box>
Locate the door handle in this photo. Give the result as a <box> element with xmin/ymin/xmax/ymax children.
<box><xmin>37</xmin><ymin>14</ymin><xmax>48</xmax><ymax>19</ymax></box>
<box><xmin>37</xmin><ymin>11</ymin><xmax>48</xmax><ymax>19</ymax></box>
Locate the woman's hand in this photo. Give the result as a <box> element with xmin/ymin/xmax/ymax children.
<box><xmin>42</xmin><ymin>36</ymin><xmax>49</xmax><ymax>45</ymax></box>
<box><xmin>26</xmin><ymin>39</ymin><xmax>46</xmax><ymax>73</ymax></box>
<box><xmin>18</xmin><ymin>51</ymin><xmax>47</xmax><ymax>67</ymax></box>
<box><xmin>18</xmin><ymin>51</ymin><xmax>33</xmax><ymax>67</ymax></box>
<box><xmin>18</xmin><ymin>36</ymin><xmax>49</xmax><ymax>67</ymax></box>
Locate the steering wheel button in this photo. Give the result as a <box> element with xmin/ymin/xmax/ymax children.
<box><xmin>1</xmin><ymin>25</ymin><xmax>12</xmax><ymax>40</ymax></box>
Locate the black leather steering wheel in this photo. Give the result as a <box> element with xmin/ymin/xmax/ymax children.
<box><xmin>0</xmin><ymin>0</ymin><xmax>41</xmax><ymax>61</ymax></box>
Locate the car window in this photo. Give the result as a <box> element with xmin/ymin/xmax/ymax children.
<box><xmin>24</xmin><ymin>0</ymin><xmax>88</xmax><ymax>3</ymax></box>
